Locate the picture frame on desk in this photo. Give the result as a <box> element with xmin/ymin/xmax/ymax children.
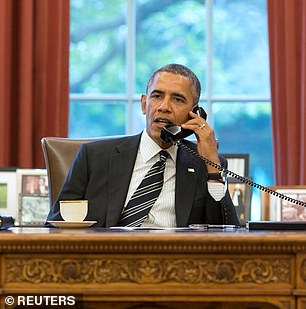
<box><xmin>261</xmin><ymin>186</ymin><xmax>306</xmax><ymax>221</ymax></box>
<box><xmin>0</xmin><ymin>168</ymin><xmax>18</xmax><ymax>220</ymax></box>
<box><xmin>16</xmin><ymin>169</ymin><xmax>49</xmax><ymax>225</ymax></box>
<box><xmin>227</xmin><ymin>177</ymin><xmax>252</xmax><ymax>225</ymax></box>
<box><xmin>221</xmin><ymin>153</ymin><xmax>249</xmax><ymax>177</ymax></box>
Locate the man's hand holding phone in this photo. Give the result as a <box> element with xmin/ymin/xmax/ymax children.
<box><xmin>181</xmin><ymin>109</ymin><xmax>221</xmax><ymax>174</ymax></box>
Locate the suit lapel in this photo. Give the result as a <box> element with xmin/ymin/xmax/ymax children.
<box><xmin>106</xmin><ymin>134</ymin><xmax>141</xmax><ymax>227</ymax></box>
<box><xmin>175</xmin><ymin>143</ymin><xmax>202</xmax><ymax>227</ymax></box>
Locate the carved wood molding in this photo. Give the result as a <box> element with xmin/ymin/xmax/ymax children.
<box><xmin>1</xmin><ymin>241</ymin><xmax>306</xmax><ymax>253</ymax></box>
<box><xmin>300</xmin><ymin>258</ymin><xmax>306</xmax><ymax>283</ymax></box>
<box><xmin>5</xmin><ymin>256</ymin><xmax>291</xmax><ymax>285</ymax></box>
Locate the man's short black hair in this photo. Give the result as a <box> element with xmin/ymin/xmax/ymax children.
<box><xmin>146</xmin><ymin>63</ymin><xmax>201</xmax><ymax>105</ymax></box>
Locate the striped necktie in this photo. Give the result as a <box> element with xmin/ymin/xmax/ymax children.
<box><xmin>118</xmin><ymin>150</ymin><xmax>169</xmax><ymax>227</ymax></box>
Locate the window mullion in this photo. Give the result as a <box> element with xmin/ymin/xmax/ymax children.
<box><xmin>126</xmin><ymin>0</ymin><xmax>136</xmax><ymax>135</ymax></box>
<box><xmin>206</xmin><ymin>0</ymin><xmax>213</xmax><ymax>126</ymax></box>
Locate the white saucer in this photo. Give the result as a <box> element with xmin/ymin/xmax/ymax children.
<box><xmin>48</xmin><ymin>221</ymin><xmax>97</xmax><ymax>228</ymax></box>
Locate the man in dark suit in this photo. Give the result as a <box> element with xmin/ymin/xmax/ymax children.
<box><xmin>46</xmin><ymin>64</ymin><xmax>239</xmax><ymax>227</ymax></box>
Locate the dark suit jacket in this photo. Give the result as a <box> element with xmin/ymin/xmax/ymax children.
<box><xmin>46</xmin><ymin>133</ymin><xmax>239</xmax><ymax>227</ymax></box>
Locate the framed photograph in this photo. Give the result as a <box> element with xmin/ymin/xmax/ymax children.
<box><xmin>261</xmin><ymin>186</ymin><xmax>306</xmax><ymax>221</ymax></box>
<box><xmin>0</xmin><ymin>168</ymin><xmax>17</xmax><ymax>219</ymax></box>
<box><xmin>227</xmin><ymin>177</ymin><xmax>252</xmax><ymax>225</ymax></box>
<box><xmin>16</xmin><ymin>169</ymin><xmax>49</xmax><ymax>225</ymax></box>
<box><xmin>19</xmin><ymin>196</ymin><xmax>49</xmax><ymax>224</ymax></box>
<box><xmin>221</xmin><ymin>154</ymin><xmax>249</xmax><ymax>177</ymax></box>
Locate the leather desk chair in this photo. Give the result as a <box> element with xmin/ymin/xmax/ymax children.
<box><xmin>41</xmin><ymin>137</ymin><xmax>102</xmax><ymax>206</ymax></box>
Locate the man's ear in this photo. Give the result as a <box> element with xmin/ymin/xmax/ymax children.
<box><xmin>141</xmin><ymin>94</ymin><xmax>147</xmax><ymax>114</ymax></box>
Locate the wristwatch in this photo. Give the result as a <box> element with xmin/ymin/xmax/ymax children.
<box><xmin>207</xmin><ymin>171</ymin><xmax>227</xmax><ymax>184</ymax></box>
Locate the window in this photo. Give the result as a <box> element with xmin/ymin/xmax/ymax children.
<box><xmin>70</xmin><ymin>0</ymin><xmax>272</xmax><ymax>219</ymax></box>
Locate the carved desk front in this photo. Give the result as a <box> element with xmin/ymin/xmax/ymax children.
<box><xmin>1</xmin><ymin>227</ymin><xmax>306</xmax><ymax>309</ymax></box>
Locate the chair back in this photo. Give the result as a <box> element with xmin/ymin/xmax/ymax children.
<box><xmin>41</xmin><ymin>137</ymin><xmax>100</xmax><ymax>206</ymax></box>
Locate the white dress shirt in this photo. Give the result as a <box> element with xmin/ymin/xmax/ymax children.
<box><xmin>122</xmin><ymin>131</ymin><xmax>225</xmax><ymax>227</ymax></box>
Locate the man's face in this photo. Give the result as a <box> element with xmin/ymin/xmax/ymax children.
<box><xmin>141</xmin><ymin>72</ymin><xmax>195</xmax><ymax>148</ymax></box>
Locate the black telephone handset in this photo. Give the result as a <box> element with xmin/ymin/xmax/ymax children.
<box><xmin>160</xmin><ymin>106</ymin><xmax>207</xmax><ymax>143</ymax></box>
<box><xmin>160</xmin><ymin>106</ymin><xmax>306</xmax><ymax>209</ymax></box>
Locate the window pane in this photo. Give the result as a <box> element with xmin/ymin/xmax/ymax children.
<box><xmin>69</xmin><ymin>101</ymin><xmax>126</xmax><ymax>137</ymax></box>
<box><xmin>132</xmin><ymin>101</ymin><xmax>146</xmax><ymax>134</ymax></box>
<box><xmin>213</xmin><ymin>102</ymin><xmax>274</xmax><ymax>220</ymax></box>
<box><xmin>135</xmin><ymin>0</ymin><xmax>206</xmax><ymax>94</ymax></box>
<box><xmin>213</xmin><ymin>0</ymin><xmax>270</xmax><ymax>96</ymax></box>
<box><xmin>70</xmin><ymin>0</ymin><xmax>127</xmax><ymax>94</ymax></box>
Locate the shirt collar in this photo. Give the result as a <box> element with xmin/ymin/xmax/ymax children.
<box><xmin>140</xmin><ymin>130</ymin><xmax>177</xmax><ymax>163</ymax></box>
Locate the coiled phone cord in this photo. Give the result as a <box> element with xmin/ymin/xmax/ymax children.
<box><xmin>178</xmin><ymin>141</ymin><xmax>306</xmax><ymax>208</ymax></box>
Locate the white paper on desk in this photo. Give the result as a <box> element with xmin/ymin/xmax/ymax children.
<box><xmin>109</xmin><ymin>226</ymin><xmax>191</xmax><ymax>231</ymax></box>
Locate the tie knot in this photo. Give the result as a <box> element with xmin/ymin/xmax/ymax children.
<box><xmin>159</xmin><ymin>150</ymin><xmax>169</xmax><ymax>162</ymax></box>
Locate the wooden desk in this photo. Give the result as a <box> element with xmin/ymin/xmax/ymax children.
<box><xmin>1</xmin><ymin>227</ymin><xmax>306</xmax><ymax>308</ymax></box>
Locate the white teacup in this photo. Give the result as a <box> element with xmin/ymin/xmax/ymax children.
<box><xmin>60</xmin><ymin>200</ymin><xmax>88</xmax><ymax>222</ymax></box>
